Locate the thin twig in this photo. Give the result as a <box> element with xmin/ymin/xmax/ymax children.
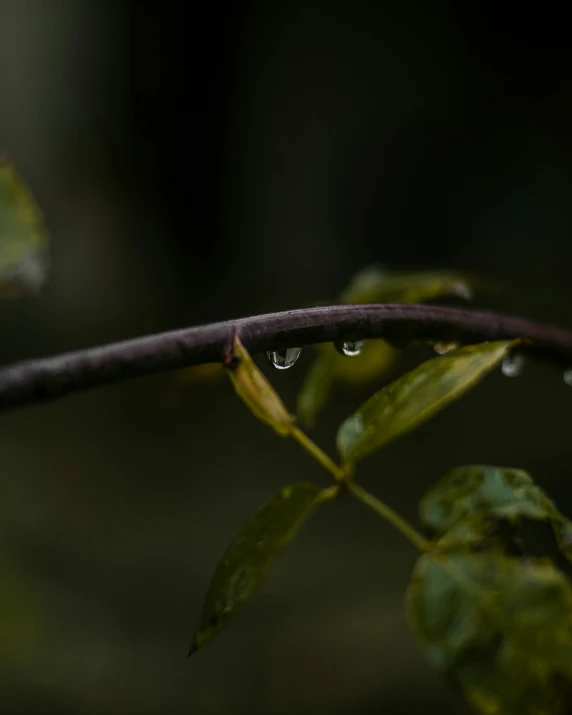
<box><xmin>1</xmin><ymin>303</ymin><xmax>571</xmax><ymax>412</ymax></box>
<box><xmin>348</xmin><ymin>481</ymin><xmax>432</xmax><ymax>552</ymax></box>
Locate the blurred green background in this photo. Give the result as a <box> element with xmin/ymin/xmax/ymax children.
<box><xmin>2</xmin><ymin>1</ymin><xmax>572</xmax><ymax>713</ymax></box>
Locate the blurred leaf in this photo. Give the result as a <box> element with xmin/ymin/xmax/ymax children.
<box><xmin>164</xmin><ymin>363</ymin><xmax>225</xmax><ymax>405</ymax></box>
<box><xmin>297</xmin><ymin>340</ymin><xmax>397</xmax><ymax>427</ymax></box>
<box><xmin>336</xmin><ymin>341</ymin><xmax>513</xmax><ymax>465</ymax></box>
<box><xmin>192</xmin><ymin>482</ymin><xmax>325</xmax><ymax>652</ymax></box>
<box><xmin>340</xmin><ymin>265</ymin><xmax>481</xmax><ymax>304</ymax></box>
<box><xmin>296</xmin><ymin>348</ymin><xmax>337</xmax><ymax>428</ymax></box>
<box><xmin>420</xmin><ymin>465</ymin><xmax>572</xmax><ymax>568</ymax></box>
<box><xmin>0</xmin><ymin>159</ymin><xmax>49</xmax><ymax>297</ymax></box>
<box><xmin>420</xmin><ymin>465</ymin><xmax>561</xmax><ymax>539</ymax></box>
<box><xmin>0</xmin><ymin>555</ymin><xmax>41</xmax><ymax>662</ymax></box>
<box><xmin>227</xmin><ymin>333</ymin><xmax>294</xmax><ymax>437</ymax></box>
<box><xmin>408</xmin><ymin>549</ymin><xmax>572</xmax><ymax>715</ymax></box>
<box><xmin>178</xmin><ymin>363</ymin><xmax>224</xmax><ymax>386</ymax></box>
<box><xmin>335</xmin><ymin>340</ymin><xmax>397</xmax><ymax>386</ymax></box>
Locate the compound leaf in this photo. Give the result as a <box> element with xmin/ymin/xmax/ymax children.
<box><xmin>0</xmin><ymin>160</ymin><xmax>49</xmax><ymax>297</ymax></box>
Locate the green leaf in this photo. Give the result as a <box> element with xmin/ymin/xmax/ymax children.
<box><xmin>420</xmin><ymin>465</ymin><xmax>560</xmax><ymax>539</ymax></box>
<box><xmin>0</xmin><ymin>159</ymin><xmax>49</xmax><ymax>297</ymax></box>
<box><xmin>226</xmin><ymin>332</ymin><xmax>294</xmax><ymax>436</ymax></box>
<box><xmin>191</xmin><ymin>482</ymin><xmax>325</xmax><ymax>652</ymax></box>
<box><xmin>340</xmin><ymin>265</ymin><xmax>480</xmax><ymax>304</ymax></box>
<box><xmin>336</xmin><ymin>341</ymin><xmax>514</xmax><ymax>465</ymax></box>
<box><xmin>407</xmin><ymin>550</ymin><xmax>572</xmax><ymax>715</ymax></box>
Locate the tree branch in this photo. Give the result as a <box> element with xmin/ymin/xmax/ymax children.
<box><xmin>1</xmin><ymin>303</ymin><xmax>571</xmax><ymax>413</ymax></box>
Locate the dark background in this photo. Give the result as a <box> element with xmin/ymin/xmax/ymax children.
<box><xmin>2</xmin><ymin>1</ymin><xmax>572</xmax><ymax>713</ymax></box>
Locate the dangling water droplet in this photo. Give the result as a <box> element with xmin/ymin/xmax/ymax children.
<box><xmin>501</xmin><ymin>352</ymin><xmax>525</xmax><ymax>378</ymax></box>
<box><xmin>563</xmin><ymin>368</ymin><xmax>572</xmax><ymax>386</ymax></box>
<box><xmin>266</xmin><ymin>347</ymin><xmax>302</xmax><ymax>370</ymax></box>
<box><xmin>432</xmin><ymin>341</ymin><xmax>459</xmax><ymax>356</ymax></box>
<box><xmin>335</xmin><ymin>340</ymin><xmax>364</xmax><ymax>357</ymax></box>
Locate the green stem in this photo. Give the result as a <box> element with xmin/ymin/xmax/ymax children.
<box><xmin>290</xmin><ymin>426</ymin><xmax>345</xmax><ymax>482</ymax></box>
<box><xmin>348</xmin><ymin>481</ymin><xmax>432</xmax><ymax>552</ymax></box>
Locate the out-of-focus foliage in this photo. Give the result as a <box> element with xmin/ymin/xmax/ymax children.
<box><xmin>297</xmin><ymin>339</ymin><xmax>397</xmax><ymax>427</ymax></box>
<box><xmin>420</xmin><ymin>465</ymin><xmax>565</xmax><ymax>539</ymax></box>
<box><xmin>339</xmin><ymin>265</ymin><xmax>481</xmax><ymax>304</ymax></box>
<box><xmin>0</xmin><ymin>160</ymin><xmax>49</xmax><ymax>297</ymax></box>
<box><xmin>409</xmin><ymin>465</ymin><xmax>572</xmax><ymax>715</ymax></box>
<box><xmin>408</xmin><ymin>550</ymin><xmax>572</xmax><ymax>715</ymax></box>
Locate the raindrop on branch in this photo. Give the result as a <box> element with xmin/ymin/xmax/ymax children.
<box><xmin>501</xmin><ymin>353</ymin><xmax>525</xmax><ymax>378</ymax></box>
<box><xmin>266</xmin><ymin>347</ymin><xmax>302</xmax><ymax>370</ymax></box>
<box><xmin>335</xmin><ymin>340</ymin><xmax>364</xmax><ymax>357</ymax></box>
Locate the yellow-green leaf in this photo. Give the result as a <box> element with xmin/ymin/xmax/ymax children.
<box><xmin>0</xmin><ymin>160</ymin><xmax>49</xmax><ymax>297</ymax></box>
<box><xmin>340</xmin><ymin>265</ymin><xmax>480</xmax><ymax>304</ymax></box>
<box><xmin>408</xmin><ymin>550</ymin><xmax>572</xmax><ymax>715</ymax></box>
<box><xmin>191</xmin><ymin>482</ymin><xmax>325</xmax><ymax>652</ymax></box>
<box><xmin>336</xmin><ymin>341</ymin><xmax>514</xmax><ymax>464</ymax></box>
<box><xmin>226</xmin><ymin>333</ymin><xmax>294</xmax><ymax>436</ymax></box>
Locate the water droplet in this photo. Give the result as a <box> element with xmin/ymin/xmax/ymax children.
<box><xmin>501</xmin><ymin>353</ymin><xmax>525</xmax><ymax>378</ymax></box>
<box><xmin>335</xmin><ymin>340</ymin><xmax>364</xmax><ymax>357</ymax></box>
<box><xmin>432</xmin><ymin>341</ymin><xmax>459</xmax><ymax>356</ymax></box>
<box><xmin>266</xmin><ymin>347</ymin><xmax>302</xmax><ymax>370</ymax></box>
<box><xmin>564</xmin><ymin>369</ymin><xmax>572</xmax><ymax>386</ymax></box>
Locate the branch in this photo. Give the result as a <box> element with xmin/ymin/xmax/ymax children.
<box><xmin>1</xmin><ymin>303</ymin><xmax>571</xmax><ymax>413</ymax></box>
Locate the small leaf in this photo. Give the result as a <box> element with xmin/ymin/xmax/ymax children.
<box><xmin>192</xmin><ymin>482</ymin><xmax>325</xmax><ymax>652</ymax></box>
<box><xmin>0</xmin><ymin>159</ymin><xmax>49</xmax><ymax>297</ymax></box>
<box><xmin>420</xmin><ymin>465</ymin><xmax>559</xmax><ymax>539</ymax></box>
<box><xmin>407</xmin><ymin>550</ymin><xmax>572</xmax><ymax>715</ymax></box>
<box><xmin>336</xmin><ymin>341</ymin><xmax>514</xmax><ymax>464</ymax></box>
<box><xmin>226</xmin><ymin>333</ymin><xmax>294</xmax><ymax>436</ymax></box>
<box><xmin>340</xmin><ymin>265</ymin><xmax>480</xmax><ymax>304</ymax></box>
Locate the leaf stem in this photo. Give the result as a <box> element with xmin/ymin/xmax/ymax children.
<box><xmin>290</xmin><ymin>426</ymin><xmax>346</xmax><ymax>482</ymax></box>
<box><xmin>348</xmin><ymin>481</ymin><xmax>432</xmax><ymax>552</ymax></box>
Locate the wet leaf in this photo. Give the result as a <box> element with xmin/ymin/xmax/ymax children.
<box><xmin>336</xmin><ymin>341</ymin><xmax>514</xmax><ymax>465</ymax></box>
<box><xmin>340</xmin><ymin>265</ymin><xmax>481</xmax><ymax>304</ymax></box>
<box><xmin>0</xmin><ymin>159</ymin><xmax>49</xmax><ymax>297</ymax></box>
<box><xmin>420</xmin><ymin>465</ymin><xmax>560</xmax><ymax>539</ymax></box>
<box><xmin>296</xmin><ymin>340</ymin><xmax>397</xmax><ymax>427</ymax></box>
<box><xmin>408</xmin><ymin>550</ymin><xmax>572</xmax><ymax>715</ymax></box>
<box><xmin>226</xmin><ymin>333</ymin><xmax>294</xmax><ymax>436</ymax></box>
<box><xmin>191</xmin><ymin>482</ymin><xmax>325</xmax><ymax>652</ymax></box>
